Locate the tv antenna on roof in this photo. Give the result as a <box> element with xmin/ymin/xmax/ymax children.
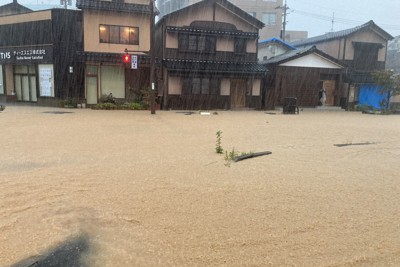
<box><xmin>60</xmin><ymin>0</ymin><xmax>72</xmax><ymax>9</ymax></box>
<box><xmin>331</xmin><ymin>12</ymin><xmax>335</xmax><ymax>32</ymax></box>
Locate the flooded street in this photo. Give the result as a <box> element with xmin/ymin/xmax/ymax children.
<box><xmin>1</xmin><ymin>106</ymin><xmax>400</xmax><ymax>266</ymax></box>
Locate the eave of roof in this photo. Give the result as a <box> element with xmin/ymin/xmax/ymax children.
<box><xmin>291</xmin><ymin>20</ymin><xmax>394</xmax><ymax>47</ymax></box>
<box><xmin>260</xmin><ymin>45</ymin><xmax>346</xmax><ymax>68</ymax></box>
<box><xmin>163</xmin><ymin>59</ymin><xmax>267</xmax><ymax>74</ymax></box>
<box><xmin>0</xmin><ymin>1</ymin><xmax>32</xmax><ymax>13</ymax></box>
<box><xmin>76</xmin><ymin>0</ymin><xmax>151</xmax><ymax>14</ymax></box>
<box><xmin>77</xmin><ymin>51</ymin><xmax>150</xmax><ymax>64</ymax></box>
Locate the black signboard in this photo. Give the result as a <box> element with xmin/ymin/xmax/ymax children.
<box><xmin>0</xmin><ymin>46</ymin><xmax>53</xmax><ymax>64</ymax></box>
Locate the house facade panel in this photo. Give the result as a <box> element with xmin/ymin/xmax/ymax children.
<box><xmin>343</xmin><ymin>30</ymin><xmax>387</xmax><ymax>62</ymax></box>
<box><xmin>214</xmin><ymin>4</ymin><xmax>258</xmax><ymax>33</ymax></box>
<box><xmin>160</xmin><ymin>5</ymin><xmax>214</xmax><ymax>27</ymax></box>
<box><xmin>313</xmin><ymin>39</ymin><xmax>342</xmax><ymax>60</ymax></box>
<box><xmin>260</xmin><ymin>47</ymin><xmax>345</xmax><ymax>109</ymax></box>
<box><xmin>82</xmin><ymin>9</ymin><xmax>150</xmax><ymax>53</ymax></box>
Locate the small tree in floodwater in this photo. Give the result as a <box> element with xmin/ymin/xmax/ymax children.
<box><xmin>372</xmin><ymin>70</ymin><xmax>400</xmax><ymax>111</ymax></box>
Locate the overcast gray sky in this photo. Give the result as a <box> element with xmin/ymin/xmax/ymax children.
<box><xmin>287</xmin><ymin>0</ymin><xmax>400</xmax><ymax>37</ymax></box>
<box><xmin>1</xmin><ymin>0</ymin><xmax>400</xmax><ymax>38</ymax></box>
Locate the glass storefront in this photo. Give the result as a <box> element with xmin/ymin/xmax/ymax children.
<box><xmin>14</xmin><ymin>65</ymin><xmax>37</xmax><ymax>102</ymax></box>
<box><xmin>0</xmin><ymin>65</ymin><xmax>4</xmax><ymax>94</ymax></box>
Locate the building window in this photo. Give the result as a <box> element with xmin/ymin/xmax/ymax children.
<box><xmin>179</xmin><ymin>34</ymin><xmax>216</xmax><ymax>53</ymax></box>
<box><xmin>183</xmin><ymin>77</ymin><xmax>220</xmax><ymax>95</ymax></box>
<box><xmin>262</xmin><ymin>12</ymin><xmax>277</xmax><ymax>26</ymax></box>
<box><xmin>353</xmin><ymin>42</ymin><xmax>380</xmax><ymax>71</ymax></box>
<box><xmin>38</xmin><ymin>64</ymin><xmax>54</xmax><ymax>97</ymax></box>
<box><xmin>99</xmin><ymin>25</ymin><xmax>139</xmax><ymax>45</ymax></box>
<box><xmin>235</xmin><ymin>38</ymin><xmax>247</xmax><ymax>54</ymax></box>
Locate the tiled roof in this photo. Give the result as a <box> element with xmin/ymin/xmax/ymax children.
<box><xmin>291</xmin><ymin>20</ymin><xmax>393</xmax><ymax>47</ymax></box>
<box><xmin>0</xmin><ymin>1</ymin><xmax>32</xmax><ymax>15</ymax></box>
<box><xmin>76</xmin><ymin>0</ymin><xmax>151</xmax><ymax>14</ymax></box>
<box><xmin>259</xmin><ymin>37</ymin><xmax>296</xmax><ymax>50</ymax></box>
<box><xmin>166</xmin><ymin>26</ymin><xmax>258</xmax><ymax>38</ymax></box>
<box><xmin>163</xmin><ymin>59</ymin><xmax>267</xmax><ymax>74</ymax></box>
<box><xmin>260</xmin><ymin>45</ymin><xmax>345</xmax><ymax>68</ymax></box>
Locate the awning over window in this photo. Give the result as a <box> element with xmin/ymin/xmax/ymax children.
<box><xmin>77</xmin><ymin>51</ymin><xmax>150</xmax><ymax>65</ymax></box>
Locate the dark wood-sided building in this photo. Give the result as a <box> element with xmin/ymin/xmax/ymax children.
<box><xmin>261</xmin><ymin>46</ymin><xmax>346</xmax><ymax>109</ymax></box>
<box><xmin>0</xmin><ymin>8</ymin><xmax>84</xmax><ymax>105</ymax></box>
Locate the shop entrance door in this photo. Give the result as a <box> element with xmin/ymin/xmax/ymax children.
<box><xmin>86</xmin><ymin>65</ymin><xmax>98</xmax><ymax>105</ymax></box>
<box><xmin>231</xmin><ymin>79</ymin><xmax>246</xmax><ymax>109</ymax></box>
<box><xmin>15</xmin><ymin>74</ymin><xmax>37</xmax><ymax>102</ymax></box>
<box><xmin>14</xmin><ymin>65</ymin><xmax>37</xmax><ymax>102</ymax></box>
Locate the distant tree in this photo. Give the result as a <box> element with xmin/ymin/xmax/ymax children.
<box><xmin>372</xmin><ymin>70</ymin><xmax>400</xmax><ymax>111</ymax></box>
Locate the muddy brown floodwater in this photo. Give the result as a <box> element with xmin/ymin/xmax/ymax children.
<box><xmin>1</xmin><ymin>106</ymin><xmax>400</xmax><ymax>266</ymax></box>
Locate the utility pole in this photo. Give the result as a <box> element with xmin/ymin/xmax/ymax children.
<box><xmin>280</xmin><ymin>0</ymin><xmax>289</xmax><ymax>41</ymax></box>
<box><xmin>149</xmin><ymin>0</ymin><xmax>156</xmax><ymax>114</ymax></box>
<box><xmin>331</xmin><ymin>12</ymin><xmax>335</xmax><ymax>32</ymax></box>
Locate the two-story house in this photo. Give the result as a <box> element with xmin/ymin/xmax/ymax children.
<box><xmin>155</xmin><ymin>0</ymin><xmax>266</xmax><ymax>110</ymax></box>
<box><xmin>291</xmin><ymin>20</ymin><xmax>393</xmax><ymax>108</ymax></box>
<box><xmin>76</xmin><ymin>0</ymin><xmax>153</xmax><ymax>105</ymax></box>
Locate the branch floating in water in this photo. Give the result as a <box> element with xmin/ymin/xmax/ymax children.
<box><xmin>233</xmin><ymin>151</ymin><xmax>272</xmax><ymax>162</ymax></box>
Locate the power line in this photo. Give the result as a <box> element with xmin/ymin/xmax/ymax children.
<box><xmin>292</xmin><ymin>9</ymin><xmax>400</xmax><ymax>31</ymax></box>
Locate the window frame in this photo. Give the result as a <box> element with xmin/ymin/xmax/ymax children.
<box><xmin>178</xmin><ymin>33</ymin><xmax>216</xmax><ymax>53</ymax></box>
<box><xmin>183</xmin><ymin>76</ymin><xmax>220</xmax><ymax>95</ymax></box>
<box><xmin>99</xmin><ymin>24</ymin><xmax>140</xmax><ymax>45</ymax></box>
<box><xmin>262</xmin><ymin>12</ymin><xmax>277</xmax><ymax>26</ymax></box>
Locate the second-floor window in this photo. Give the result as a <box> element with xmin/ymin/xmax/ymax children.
<box><xmin>99</xmin><ymin>25</ymin><xmax>139</xmax><ymax>45</ymax></box>
<box><xmin>179</xmin><ymin>34</ymin><xmax>216</xmax><ymax>53</ymax></box>
<box><xmin>235</xmin><ymin>38</ymin><xmax>247</xmax><ymax>54</ymax></box>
